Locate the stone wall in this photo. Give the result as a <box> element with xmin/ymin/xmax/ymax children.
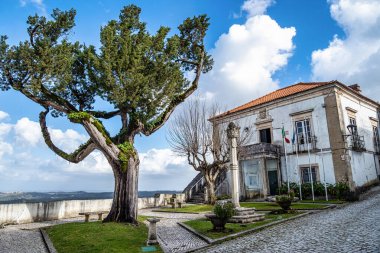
<box><xmin>0</xmin><ymin>193</ymin><xmax>185</xmax><ymax>225</ymax></box>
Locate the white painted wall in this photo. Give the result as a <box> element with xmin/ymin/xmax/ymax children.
<box><xmin>282</xmin><ymin>152</ymin><xmax>336</xmax><ymax>184</ymax></box>
<box><xmin>0</xmin><ymin>194</ymin><xmax>185</xmax><ymax>225</ymax></box>
<box><xmin>339</xmin><ymin>93</ymin><xmax>380</xmax><ymax>186</ymax></box>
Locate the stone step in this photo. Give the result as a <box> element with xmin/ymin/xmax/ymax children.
<box><xmin>234</xmin><ymin>207</ymin><xmax>257</xmax><ymax>216</ymax></box>
<box><xmin>228</xmin><ymin>213</ymin><xmax>265</xmax><ymax>224</ymax></box>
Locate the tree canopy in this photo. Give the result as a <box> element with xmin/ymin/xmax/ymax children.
<box><xmin>0</xmin><ymin>5</ymin><xmax>213</xmax><ymax>223</ymax></box>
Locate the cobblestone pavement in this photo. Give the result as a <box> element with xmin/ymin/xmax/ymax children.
<box><xmin>197</xmin><ymin>189</ymin><xmax>380</xmax><ymax>253</ymax></box>
<box><xmin>140</xmin><ymin>209</ymin><xmax>208</xmax><ymax>253</ymax></box>
<box><xmin>0</xmin><ymin>217</ymin><xmax>83</xmax><ymax>253</ymax></box>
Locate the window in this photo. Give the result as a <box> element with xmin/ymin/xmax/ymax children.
<box><xmin>349</xmin><ymin>117</ymin><xmax>357</xmax><ymax>126</ymax></box>
<box><xmin>373</xmin><ymin>125</ymin><xmax>380</xmax><ymax>152</ymax></box>
<box><xmin>294</xmin><ymin>119</ymin><xmax>312</xmax><ymax>144</ymax></box>
<box><xmin>259</xmin><ymin>128</ymin><xmax>272</xmax><ymax>143</ymax></box>
<box><xmin>300</xmin><ymin>166</ymin><xmax>318</xmax><ymax>183</ymax></box>
<box><xmin>241</xmin><ymin>159</ymin><xmax>261</xmax><ymax>189</ymax></box>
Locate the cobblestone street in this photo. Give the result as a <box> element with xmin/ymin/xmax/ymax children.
<box><xmin>198</xmin><ymin>189</ymin><xmax>380</xmax><ymax>253</ymax></box>
<box><xmin>140</xmin><ymin>210</ymin><xmax>208</xmax><ymax>253</ymax></box>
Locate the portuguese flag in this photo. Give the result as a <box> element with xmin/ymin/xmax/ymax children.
<box><xmin>282</xmin><ymin>126</ymin><xmax>290</xmax><ymax>144</ymax></box>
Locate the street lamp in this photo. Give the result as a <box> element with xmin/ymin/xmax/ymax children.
<box><xmin>347</xmin><ymin>124</ymin><xmax>357</xmax><ymax>135</ymax></box>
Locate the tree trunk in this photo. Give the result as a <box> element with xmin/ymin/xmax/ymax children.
<box><xmin>205</xmin><ymin>180</ymin><xmax>216</xmax><ymax>205</ymax></box>
<box><xmin>103</xmin><ymin>154</ymin><xmax>139</xmax><ymax>224</ymax></box>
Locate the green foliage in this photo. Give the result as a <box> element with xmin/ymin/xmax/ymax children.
<box><xmin>275</xmin><ymin>194</ymin><xmax>294</xmax><ymax>202</ymax></box>
<box><xmin>279</xmin><ymin>181</ymin><xmax>351</xmax><ymax>200</ymax></box>
<box><xmin>117</xmin><ymin>141</ymin><xmax>136</xmax><ymax>171</ymax></box>
<box><xmin>213</xmin><ymin>202</ymin><xmax>235</xmax><ymax>220</ymax></box>
<box><xmin>334</xmin><ymin>181</ymin><xmax>350</xmax><ymax>200</ymax></box>
<box><xmin>216</xmin><ymin>194</ymin><xmax>231</xmax><ymax>200</ymax></box>
<box><xmin>1</xmin><ymin>5</ymin><xmax>212</xmax><ymax>139</ymax></box>
<box><xmin>67</xmin><ymin>111</ymin><xmax>92</xmax><ymax>123</ymax></box>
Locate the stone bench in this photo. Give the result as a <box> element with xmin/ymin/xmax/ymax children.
<box><xmin>78</xmin><ymin>211</ymin><xmax>108</xmax><ymax>222</ymax></box>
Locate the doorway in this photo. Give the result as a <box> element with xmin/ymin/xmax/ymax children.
<box><xmin>259</xmin><ymin>128</ymin><xmax>272</xmax><ymax>143</ymax></box>
<box><xmin>268</xmin><ymin>170</ymin><xmax>278</xmax><ymax>195</ymax></box>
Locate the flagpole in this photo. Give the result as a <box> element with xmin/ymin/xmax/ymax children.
<box><xmin>303</xmin><ymin>117</ymin><xmax>315</xmax><ymax>201</ymax></box>
<box><xmin>293</xmin><ymin>119</ymin><xmax>302</xmax><ymax>200</ymax></box>
<box><xmin>282</xmin><ymin>123</ymin><xmax>290</xmax><ymax>194</ymax></box>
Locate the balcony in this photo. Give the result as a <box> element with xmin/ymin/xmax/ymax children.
<box><xmin>348</xmin><ymin>135</ymin><xmax>366</xmax><ymax>152</ymax></box>
<box><xmin>292</xmin><ymin>135</ymin><xmax>318</xmax><ymax>153</ymax></box>
<box><xmin>239</xmin><ymin>143</ymin><xmax>281</xmax><ymax>159</ymax></box>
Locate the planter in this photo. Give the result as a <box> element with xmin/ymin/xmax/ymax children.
<box><xmin>205</xmin><ymin>214</ymin><xmax>228</xmax><ymax>231</ymax></box>
<box><xmin>276</xmin><ymin>200</ymin><xmax>292</xmax><ymax>210</ymax></box>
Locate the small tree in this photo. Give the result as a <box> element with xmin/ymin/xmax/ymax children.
<box><xmin>168</xmin><ymin>99</ymin><xmax>251</xmax><ymax>204</ymax></box>
<box><xmin>0</xmin><ymin>6</ymin><xmax>212</xmax><ymax>223</ymax></box>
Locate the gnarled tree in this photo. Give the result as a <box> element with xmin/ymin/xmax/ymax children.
<box><xmin>167</xmin><ymin>99</ymin><xmax>251</xmax><ymax>204</ymax></box>
<box><xmin>0</xmin><ymin>6</ymin><xmax>212</xmax><ymax>223</ymax></box>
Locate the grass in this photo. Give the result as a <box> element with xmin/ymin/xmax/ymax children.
<box><xmin>157</xmin><ymin>202</ymin><xmax>327</xmax><ymax>213</ymax></box>
<box><xmin>240</xmin><ymin>202</ymin><xmax>327</xmax><ymax>210</ymax></box>
<box><xmin>157</xmin><ymin>204</ymin><xmax>213</xmax><ymax>213</ymax></box>
<box><xmin>183</xmin><ymin>212</ymin><xmax>300</xmax><ymax>239</ymax></box>
<box><xmin>46</xmin><ymin>217</ymin><xmax>162</xmax><ymax>253</ymax></box>
<box><xmin>300</xmin><ymin>199</ymin><xmax>346</xmax><ymax>204</ymax></box>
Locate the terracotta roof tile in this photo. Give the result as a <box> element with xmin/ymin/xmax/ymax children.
<box><xmin>214</xmin><ymin>81</ymin><xmax>337</xmax><ymax>119</ymax></box>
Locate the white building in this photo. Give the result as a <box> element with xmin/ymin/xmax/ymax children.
<box><xmin>209</xmin><ymin>81</ymin><xmax>380</xmax><ymax>199</ymax></box>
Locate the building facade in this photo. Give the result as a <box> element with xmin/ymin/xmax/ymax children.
<box><xmin>210</xmin><ymin>81</ymin><xmax>380</xmax><ymax>199</ymax></box>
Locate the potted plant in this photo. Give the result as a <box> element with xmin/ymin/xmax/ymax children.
<box><xmin>205</xmin><ymin>201</ymin><xmax>235</xmax><ymax>231</ymax></box>
<box><xmin>276</xmin><ymin>191</ymin><xmax>294</xmax><ymax>211</ymax></box>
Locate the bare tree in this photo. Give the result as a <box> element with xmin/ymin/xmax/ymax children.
<box><xmin>168</xmin><ymin>99</ymin><xmax>251</xmax><ymax>204</ymax></box>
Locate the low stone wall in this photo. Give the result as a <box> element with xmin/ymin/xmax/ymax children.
<box><xmin>0</xmin><ymin>193</ymin><xmax>184</xmax><ymax>225</ymax></box>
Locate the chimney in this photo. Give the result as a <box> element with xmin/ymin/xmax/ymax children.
<box><xmin>348</xmin><ymin>84</ymin><xmax>362</xmax><ymax>93</ymax></box>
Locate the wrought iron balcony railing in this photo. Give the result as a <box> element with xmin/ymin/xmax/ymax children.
<box><xmin>349</xmin><ymin>134</ymin><xmax>366</xmax><ymax>152</ymax></box>
<box><xmin>292</xmin><ymin>135</ymin><xmax>318</xmax><ymax>153</ymax></box>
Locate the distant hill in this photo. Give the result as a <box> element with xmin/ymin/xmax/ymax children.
<box><xmin>0</xmin><ymin>191</ymin><xmax>181</xmax><ymax>204</ymax></box>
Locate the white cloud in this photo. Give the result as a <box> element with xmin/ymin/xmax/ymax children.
<box><xmin>140</xmin><ymin>148</ymin><xmax>188</xmax><ymax>175</ymax></box>
<box><xmin>0</xmin><ymin>111</ymin><xmax>9</xmax><ymax>121</ymax></box>
<box><xmin>202</xmin><ymin>3</ymin><xmax>296</xmax><ymax>107</ymax></box>
<box><xmin>242</xmin><ymin>0</ymin><xmax>275</xmax><ymax>17</ymax></box>
<box><xmin>0</xmin><ymin>123</ymin><xmax>12</xmax><ymax>138</ymax></box>
<box><xmin>0</xmin><ymin>141</ymin><xmax>13</xmax><ymax>159</ymax></box>
<box><xmin>19</xmin><ymin>0</ymin><xmax>47</xmax><ymax>16</ymax></box>
<box><xmin>14</xmin><ymin>117</ymin><xmax>41</xmax><ymax>146</ymax></box>
<box><xmin>63</xmin><ymin>151</ymin><xmax>111</xmax><ymax>174</ymax></box>
<box><xmin>311</xmin><ymin>0</ymin><xmax>380</xmax><ymax>96</ymax></box>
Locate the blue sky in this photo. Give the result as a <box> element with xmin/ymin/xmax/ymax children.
<box><xmin>0</xmin><ymin>0</ymin><xmax>379</xmax><ymax>192</ymax></box>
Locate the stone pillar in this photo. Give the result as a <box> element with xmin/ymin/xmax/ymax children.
<box><xmin>227</xmin><ymin>122</ymin><xmax>240</xmax><ymax>208</ymax></box>
<box><xmin>147</xmin><ymin>218</ymin><xmax>160</xmax><ymax>245</ymax></box>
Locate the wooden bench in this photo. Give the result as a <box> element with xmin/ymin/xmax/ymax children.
<box><xmin>78</xmin><ymin>211</ymin><xmax>108</xmax><ymax>222</ymax></box>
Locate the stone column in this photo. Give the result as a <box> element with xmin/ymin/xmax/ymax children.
<box><xmin>227</xmin><ymin>122</ymin><xmax>240</xmax><ymax>208</ymax></box>
<box><xmin>147</xmin><ymin>218</ymin><xmax>160</xmax><ymax>245</ymax></box>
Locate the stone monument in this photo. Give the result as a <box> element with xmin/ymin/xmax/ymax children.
<box><xmin>226</xmin><ymin>122</ymin><xmax>265</xmax><ymax>223</ymax></box>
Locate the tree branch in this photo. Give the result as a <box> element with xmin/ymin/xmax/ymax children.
<box><xmin>39</xmin><ymin>109</ymin><xmax>96</xmax><ymax>163</ymax></box>
<box><xmin>142</xmin><ymin>52</ymin><xmax>205</xmax><ymax>136</ymax></box>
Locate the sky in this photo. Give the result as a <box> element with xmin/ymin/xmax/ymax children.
<box><xmin>0</xmin><ymin>0</ymin><xmax>379</xmax><ymax>192</ymax></box>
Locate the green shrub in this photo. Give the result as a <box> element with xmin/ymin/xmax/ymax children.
<box><xmin>335</xmin><ymin>181</ymin><xmax>350</xmax><ymax>200</ymax></box>
<box><xmin>278</xmin><ymin>182</ymin><xmax>301</xmax><ymax>198</ymax></box>
<box><xmin>216</xmin><ymin>194</ymin><xmax>231</xmax><ymax>200</ymax></box>
<box><xmin>275</xmin><ymin>194</ymin><xmax>294</xmax><ymax>211</ymax></box>
<box><xmin>213</xmin><ymin>202</ymin><xmax>235</xmax><ymax>220</ymax></box>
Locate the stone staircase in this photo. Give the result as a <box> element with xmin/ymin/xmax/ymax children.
<box><xmin>188</xmin><ymin>192</ymin><xmax>205</xmax><ymax>204</ymax></box>
<box><xmin>228</xmin><ymin>207</ymin><xmax>265</xmax><ymax>223</ymax></box>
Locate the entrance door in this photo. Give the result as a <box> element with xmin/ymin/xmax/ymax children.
<box><xmin>268</xmin><ymin>171</ymin><xmax>278</xmax><ymax>195</ymax></box>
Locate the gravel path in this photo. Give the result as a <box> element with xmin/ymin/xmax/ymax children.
<box><xmin>197</xmin><ymin>188</ymin><xmax>380</xmax><ymax>253</ymax></box>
